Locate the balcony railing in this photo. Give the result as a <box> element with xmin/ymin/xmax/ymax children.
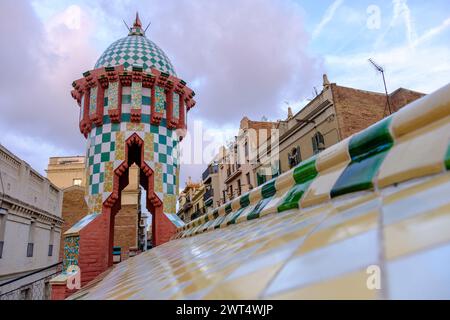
<box><xmin>202</xmin><ymin>164</ymin><xmax>219</xmax><ymax>181</ymax></box>
<box><xmin>203</xmin><ymin>188</ymin><xmax>214</xmax><ymax>203</ymax></box>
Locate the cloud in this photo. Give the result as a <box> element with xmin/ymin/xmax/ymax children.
<box><xmin>0</xmin><ymin>0</ymin><xmax>98</xmax><ymax>174</ymax></box>
<box><xmin>1</xmin><ymin>0</ymin><xmax>320</xmax><ymax>179</ymax></box>
<box><xmin>147</xmin><ymin>0</ymin><xmax>321</xmax><ymax>125</ymax></box>
<box><xmin>324</xmin><ymin>43</ymin><xmax>450</xmax><ymax>94</ymax></box>
<box><xmin>413</xmin><ymin>17</ymin><xmax>450</xmax><ymax>47</ymax></box>
<box><xmin>375</xmin><ymin>0</ymin><xmax>417</xmax><ymax>48</ymax></box>
<box><xmin>312</xmin><ymin>0</ymin><xmax>344</xmax><ymax>39</ymax></box>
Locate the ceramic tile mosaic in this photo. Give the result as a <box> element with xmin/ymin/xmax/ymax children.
<box><xmin>84</xmin><ymin>119</ymin><xmax>179</xmax><ymax>210</ymax></box>
<box><xmin>95</xmin><ymin>35</ymin><xmax>176</xmax><ymax>76</ymax></box>
<box><xmin>67</xmin><ymin>84</ymin><xmax>450</xmax><ymax>300</ymax></box>
<box><xmin>63</xmin><ymin>236</ymin><xmax>80</xmax><ymax>271</ymax></box>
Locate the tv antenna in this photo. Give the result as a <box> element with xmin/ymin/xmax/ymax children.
<box><xmin>144</xmin><ymin>22</ymin><xmax>151</xmax><ymax>33</ymax></box>
<box><xmin>368</xmin><ymin>58</ymin><xmax>392</xmax><ymax>115</ymax></box>
<box><xmin>123</xmin><ymin>19</ymin><xmax>131</xmax><ymax>32</ymax></box>
<box><xmin>313</xmin><ymin>87</ymin><xmax>319</xmax><ymax>97</ymax></box>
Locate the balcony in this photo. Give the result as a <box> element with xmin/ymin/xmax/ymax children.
<box><xmin>202</xmin><ymin>164</ymin><xmax>219</xmax><ymax>182</ymax></box>
<box><xmin>225</xmin><ymin>167</ymin><xmax>241</xmax><ymax>183</ymax></box>
<box><xmin>203</xmin><ymin>188</ymin><xmax>214</xmax><ymax>206</ymax></box>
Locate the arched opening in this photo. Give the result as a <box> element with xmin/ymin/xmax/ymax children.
<box><xmin>102</xmin><ymin>133</ymin><xmax>164</xmax><ymax>267</ymax></box>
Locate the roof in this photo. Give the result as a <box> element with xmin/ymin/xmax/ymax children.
<box><xmin>94</xmin><ymin>13</ymin><xmax>176</xmax><ymax>76</ymax></box>
<box><xmin>69</xmin><ymin>83</ymin><xmax>450</xmax><ymax>299</ymax></box>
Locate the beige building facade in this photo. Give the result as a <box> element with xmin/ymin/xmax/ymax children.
<box><xmin>254</xmin><ymin>75</ymin><xmax>425</xmax><ymax>183</ymax></box>
<box><xmin>177</xmin><ymin>179</ymin><xmax>205</xmax><ymax>222</ymax></box>
<box><xmin>197</xmin><ymin>75</ymin><xmax>425</xmax><ymax>212</ymax></box>
<box><xmin>215</xmin><ymin>117</ymin><xmax>278</xmax><ymax>206</ymax></box>
<box><xmin>0</xmin><ymin>144</ymin><xmax>63</xmax><ymax>283</ymax></box>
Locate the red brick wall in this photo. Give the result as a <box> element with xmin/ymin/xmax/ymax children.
<box><xmin>332</xmin><ymin>84</ymin><xmax>424</xmax><ymax>139</ymax></box>
<box><xmin>390</xmin><ymin>89</ymin><xmax>425</xmax><ymax>112</ymax></box>
<box><xmin>152</xmin><ymin>206</ymin><xmax>177</xmax><ymax>246</ymax></box>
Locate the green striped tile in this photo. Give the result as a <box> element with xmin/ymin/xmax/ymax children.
<box><xmin>226</xmin><ymin>208</ymin><xmax>246</xmax><ymax>226</ymax></box>
<box><xmin>261</xmin><ymin>180</ymin><xmax>276</xmax><ymax>198</ymax></box>
<box><xmin>247</xmin><ymin>197</ymin><xmax>273</xmax><ymax>221</ymax></box>
<box><xmin>278</xmin><ymin>157</ymin><xmax>318</xmax><ymax>212</ymax></box>
<box><xmin>240</xmin><ymin>193</ymin><xmax>250</xmax><ymax>208</ymax></box>
<box><xmin>445</xmin><ymin>142</ymin><xmax>450</xmax><ymax>170</ymax></box>
<box><xmin>331</xmin><ymin>117</ymin><xmax>394</xmax><ymax>197</ymax></box>
<box><xmin>213</xmin><ymin>216</ymin><xmax>226</xmax><ymax>229</ymax></box>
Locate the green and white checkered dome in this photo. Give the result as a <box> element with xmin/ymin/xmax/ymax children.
<box><xmin>94</xmin><ymin>34</ymin><xmax>176</xmax><ymax>76</ymax></box>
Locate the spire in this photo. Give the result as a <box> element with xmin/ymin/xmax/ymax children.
<box><xmin>133</xmin><ymin>12</ymin><xmax>142</xmax><ymax>28</ymax></box>
<box><xmin>128</xmin><ymin>12</ymin><xmax>145</xmax><ymax>36</ymax></box>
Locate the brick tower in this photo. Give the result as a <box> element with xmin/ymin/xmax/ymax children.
<box><xmin>52</xmin><ymin>13</ymin><xmax>196</xmax><ymax>296</ymax></box>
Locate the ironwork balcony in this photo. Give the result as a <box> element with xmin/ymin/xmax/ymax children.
<box><xmin>202</xmin><ymin>164</ymin><xmax>219</xmax><ymax>181</ymax></box>
<box><xmin>203</xmin><ymin>188</ymin><xmax>214</xmax><ymax>204</ymax></box>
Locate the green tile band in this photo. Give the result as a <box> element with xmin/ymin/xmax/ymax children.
<box><xmin>278</xmin><ymin>157</ymin><xmax>318</xmax><ymax>212</ymax></box>
<box><xmin>331</xmin><ymin>117</ymin><xmax>394</xmax><ymax>197</ymax></box>
<box><xmin>240</xmin><ymin>193</ymin><xmax>250</xmax><ymax>208</ymax></box>
<box><xmin>247</xmin><ymin>197</ymin><xmax>273</xmax><ymax>220</ymax></box>
<box><xmin>261</xmin><ymin>180</ymin><xmax>276</xmax><ymax>199</ymax></box>
<box><xmin>445</xmin><ymin>142</ymin><xmax>450</xmax><ymax>170</ymax></box>
<box><xmin>213</xmin><ymin>216</ymin><xmax>226</xmax><ymax>229</ymax></box>
<box><xmin>225</xmin><ymin>203</ymin><xmax>233</xmax><ymax>214</ymax></box>
<box><xmin>226</xmin><ymin>208</ymin><xmax>245</xmax><ymax>226</ymax></box>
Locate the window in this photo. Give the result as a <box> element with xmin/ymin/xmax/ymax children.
<box><xmin>27</xmin><ymin>243</ymin><xmax>34</xmax><ymax>258</ymax></box>
<box><xmin>20</xmin><ymin>287</ymin><xmax>31</xmax><ymax>300</ymax></box>
<box><xmin>27</xmin><ymin>220</ymin><xmax>35</xmax><ymax>258</ymax></box>
<box><xmin>0</xmin><ymin>210</ymin><xmax>6</xmax><ymax>259</ymax></box>
<box><xmin>48</xmin><ymin>226</ymin><xmax>54</xmax><ymax>257</ymax></box>
<box><xmin>246</xmin><ymin>173</ymin><xmax>252</xmax><ymax>189</ymax></box>
<box><xmin>244</xmin><ymin>141</ymin><xmax>249</xmax><ymax>160</ymax></box>
<box><xmin>237</xmin><ymin>179</ymin><xmax>241</xmax><ymax>196</ymax></box>
<box><xmin>257</xmin><ymin>171</ymin><xmax>267</xmax><ymax>186</ymax></box>
<box><xmin>73</xmin><ymin>178</ymin><xmax>82</xmax><ymax>186</ymax></box>
<box><xmin>288</xmin><ymin>146</ymin><xmax>302</xmax><ymax>168</ymax></box>
<box><xmin>312</xmin><ymin>132</ymin><xmax>325</xmax><ymax>154</ymax></box>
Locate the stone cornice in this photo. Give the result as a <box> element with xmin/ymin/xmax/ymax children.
<box><xmin>0</xmin><ymin>192</ymin><xmax>64</xmax><ymax>226</ymax></box>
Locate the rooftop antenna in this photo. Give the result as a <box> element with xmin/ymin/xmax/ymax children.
<box><xmin>313</xmin><ymin>87</ymin><xmax>319</xmax><ymax>97</ymax></box>
<box><xmin>123</xmin><ymin>19</ymin><xmax>131</xmax><ymax>32</ymax></box>
<box><xmin>144</xmin><ymin>21</ymin><xmax>151</xmax><ymax>33</ymax></box>
<box><xmin>368</xmin><ymin>58</ymin><xmax>392</xmax><ymax>115</ymax></box>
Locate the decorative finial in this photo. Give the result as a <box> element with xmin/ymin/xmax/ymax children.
<box><xmin>128</xmin><ymin>12</ymin><xmax>145</xmax><ymax>36</ymax></box>
<box><xmin>287</xmin><ymin>107</ymin><xmax>293</xmax><ymax>119</ymax></box>
<box><xmin>323</xmin><ymin>73</ymin><xmax>330</xmax><ymax>89</ymax></box>
<box><xmin>134</xmin><ymin>12</ymin><xmax>142</xmax><ymax>28</ymax></box>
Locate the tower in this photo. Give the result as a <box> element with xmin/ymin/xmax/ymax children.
<box><xmin>60</xmin><ymin>13</ymin><xmax>196</xmax><ymax>289</ymax></box>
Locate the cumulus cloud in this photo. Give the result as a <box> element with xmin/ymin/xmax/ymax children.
<box><xmin>0</xmin><ymin>0</ymin><xmax>98</xmax><ymax>171</ymax></box>
<box><xmin>1</xmin><ymin>0</ymin><xmax>320</xmax><ymax>183</ymax></box>
<box><xmin>86</xmin><ymin>0</ymin><xmax>321</xmax><ymax>124</ymax></box>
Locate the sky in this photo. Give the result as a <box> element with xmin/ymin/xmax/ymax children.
<box><xmin>1</xmin><ymin>0</ymin><xmax>449</xmax><ymax>208</ymax></box>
